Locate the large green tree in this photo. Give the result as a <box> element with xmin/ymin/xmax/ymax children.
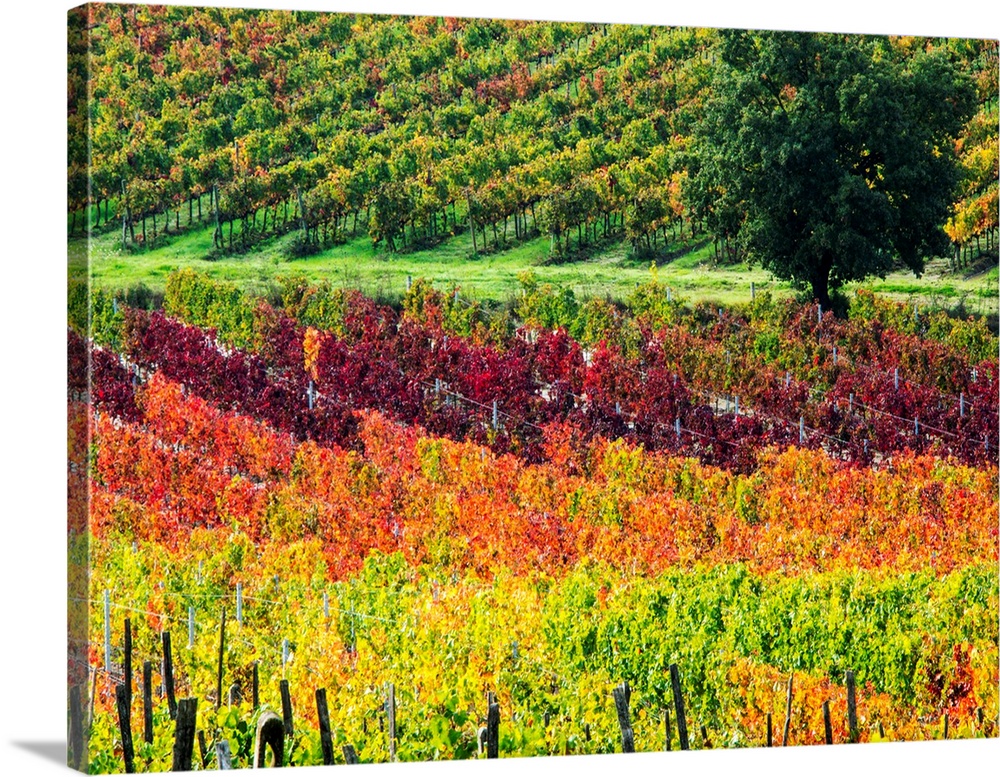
<box><xmin>689</xmin><ymin>31</ymin><xmax>976</xmax><ymax>310</ymax></box>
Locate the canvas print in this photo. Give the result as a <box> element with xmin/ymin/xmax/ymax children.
<box><xmin>67</xmin><ymin>2</ymin><xmax>999</xmax><ymax>773</ymax></box>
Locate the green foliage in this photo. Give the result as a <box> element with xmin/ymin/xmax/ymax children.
<box><xmin>515</xmin><ymin>271</ymin><xmax>580</xmax><ymax>330</ymax></box>
<box><xmin>691</xmin><ymin>32</ymin><xmax>978</xmax><ymax>310</ymax></box>
<box><xmin>164</xmin><ymin>269</ymin><xmax>258</xmax><ymax>350</ymax></box>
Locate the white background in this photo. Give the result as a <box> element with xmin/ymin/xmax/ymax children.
<box><xmin>1</xmin><ymin>1</ymin><xmax>997</xmax><ymax>775</ymax></box>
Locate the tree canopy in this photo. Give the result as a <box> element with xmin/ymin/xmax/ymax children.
<box><xmin>690</xmin><ymin>31</ymin><xmax>977</xmax><ymax>310</ymax></box>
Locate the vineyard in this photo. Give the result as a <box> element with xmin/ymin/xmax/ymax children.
<box><xmin>65</xmin><ymin>4</ymin><xmax>999</xmax><ymax>775</ymax></box>
<box><xmin>68</xmin><ymin>269</ymin><xmax>999</xmax><ymax>771</ymax></box>
<box><xmin>67</xmin><ymin>7</ymin><xmax>998</xmax><ymax>276</ymax></box>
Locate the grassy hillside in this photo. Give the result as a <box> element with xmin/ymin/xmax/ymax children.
<box><xmin>74</xmin><ymin>218</ymin><xmax>998</xmax><ymax>318</ymax></box>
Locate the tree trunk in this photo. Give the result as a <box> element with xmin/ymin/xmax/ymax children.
<box><xmin>810</xmin><ymin>254</ymin><xmax>834</xmax><ymax>312</ymax></box>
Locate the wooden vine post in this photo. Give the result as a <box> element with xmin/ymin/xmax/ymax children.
<box><xmin>123</xmin><ymin>618</ymin><xmax>133</xmax><ymax>709</ymax></box>
<box><xmin>197</xmin><ymin>730</ymin><xmax>209</xmax><ymax>769</ymax></box>
<box><xmin>316</xmin><ymin>688</ymin><xmax>335</xmax><ymax>766</ymax></box>
<box><xmin>612</xmin><ymin>682</ymin><xmax>635</xmax><ymax>753</ymax></box>
<box><xmin>669</xmin><ymin>664</ymin><xmax>690</xmax><ymax>750</ymax></box>
<box><xmin>216</xmin><ymin>608</ymin><xmax>227</xmax><ymax>710</ymax></box>
<box><xmin>215</xmin><ymin>740</ymin><xmax>233</xmax><ymax>770</ymax></box>
<box><xmin>142</xmin><ymin>661</ymin><xmax>154</xmax><ymax>744</ymax></box>
<box><xmin>846</xmin><ymin>670</ymin><xmax>859</xmax><ymax>743</ymax></box>
<box><xmin>280</xmin><ymin>679</ymin><xmax>295</xmax><ymax>737</ymax></box>
<box><xmin>486</xmin><ymin>694</ymin><xmax>500</xmax><ymax>759</ymax></box>
<box><xmin>252</xmin><ymin>660</ymin><xmax>259</xmax><ymax>710</ymax></box>
<box><xmin>823</xmin><ymin>700</ymin><xmax>833</xmax><ymax>745</ymax></box>
<box><xmin>254</xmin><ymin>711</ymin><xmax>285</xmax><ymax>768</ymax></box>
<box><xmin>161</xmin><ymin>631</ymin><xmax>177</xmax><ymax>720</ymax></box>
<box><xmin>115</xmin><ymin>684</ymin><xmax>135</xmax><ymax>774</ymax></box>
<box><xmin>171</xmin><ymin>697</ymin><xmax>198</xmax><ymax>772</ymax></box>
<box><xmin>386</xmin><ymin>682</ymin><xmax>397</xmax><ymax>761</ymax></box>
<box><xmin>782</xmin><ymin>673</ymin><xmax>794</xmax><ymax>746</ymax></box>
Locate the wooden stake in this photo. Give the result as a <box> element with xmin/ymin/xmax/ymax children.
<box><xmin>386</xmin><ymin>682</ymin><xmax>397</xmax><ymax>761</ymax></box>
<box><xmin>669</xmin><ymin>664</ymin><xmax>690</xmax><ymax>750</ymax></box>
<box><xmin>316</xmin><ymin>688</ymin><xmax>335</xmax><ymax>765</ymax></box>
<box><xmin>700</xmin><ymin>724</ymin><xmax>712</xmax><ymax>748</ymax></box>
<box><xmin>612</xmin><ymin>683</ymin><xmax>635</xmax><ymax>753</ymax></box>
<box><xmin>846</xmin><ymin>670</ymin><xmax>858</xmax><ymax>743</ymax></box>
<box><xmin>123</xmin><ymin>618</ymin><xmax>133</xmax><ymax>709</ymax></box>
<box><xmin>280</xmin><ymin>679</ymin><xmax>294</xmax><ymax>737</ymax></box>
<box><xmin>171</xmin><ymin>697</ymin><xmax>198</xmax><ymax>772</ymax></box>
<box><xmin>486</xmin><ymin>701</ymin><xmax>500</xmax><ymax>758</ymax></box>
<box><xmin>663</xmin><ymin>708</ymin><xmax>672</xmax><ymax>751</ymax></box>
<box><xmin>216</xmin><ymin>608</ymin><xmax>226</xmax><ymax>710</ymax></box>
<box><xmin>782</xmin><ymin>673</ymin><xmax>794</xmax><ymax>746</ymax></box>
<box><xmin>215</xmin><ymin>740</ymin><xmax>233</xmax><ymax>770</ymax></box>
<box><xmin>142</xmin><ymin>661</ymin><xmax>153</xmax><ymax>744</ymax></box>
<box><xmin>254</xmin><ymin>711</ymin><xmax>284</xmax><ymax>768</ymax></box>
<box><xmin>252</xmin><ymin>661</ymin><xmax>259</xmax><ymax>709</ymax></box>
<box><xmin>342</xmin><ymin>744</ymin><xmax>359</xmax><ymax>764</ymax></box>
<box><xmin>942</xmin><ymin>714</ymin><xmax>949</xmax><ymax>739</ymax></box>
<box><xmin>162</xmin><ymin>631</ymin><xmax>177</xmax><ymax>720</ymax></box>
<box><xmin>766</xmin><ymin>712</ymin><xmax>773</xmax><ymax>747</ymax></box>
<box><xmin>823</xmin><ymin>700</ymin><xmax>833</xmax><ymax>744</ymax></box>
<box><xmin>197</xmin><ymin>730</ymin><xmax>209</xmax><ymax>768</ymax></box>
<box><xmin>115</xmin><ymin>684</ymin><xmax>135</xmax><ymax>774</ymax></box>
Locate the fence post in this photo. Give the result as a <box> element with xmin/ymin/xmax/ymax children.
<box><xmin>252</xmin><ymin>661</ymin><xmax>259</xmax><ymax>710</ymax></box>
<box><xmin>486</xmin><ymin>699</ymin><xmax>500</xmax><ymax>758</ymax></box>
<box><xmin>197</xmin><ymin>730</ymin><xmax>209</xmax><ymax>769</ymax></box>
<box><xmin>342</xmin><ymin>744</ymin><xmax>360</xmax><ymax>764</ymax></box>
<box><xmin>123</xmin><ymin>618</ymin><xmax>132</xmax><ymax>709</ymax></box>
<box><xmin>823</xmin><ymin>700</ymin><xmax>833</xmax><ymax>744</ymax></box>
<box><xmin>766</xmin><ymin>712</ymin><xmax>773</xmax><ymax>747</ymax></box>
<box><xmin>782</xmin><ymin>673</ymin><xmax>794</xmax><ymax>746</ymax></box>
<box><xmin>280</xmin><ymin>679</ymin><xmax>294</xmax><ymax>737</ymax></box>
<box><xmin>216</xmin><ymin>740</ymin><xmax>233</xmax><ymax>770</ymax></box>
<box><xmin>254</xmin><ymin>711</ymin><xmax>285</xmax><ymax>768</ymax></box>
<box><xmin>142</xmin><ymin>661</ymin><xmax>154</xmax><ymax>744</ymax></box>
<box><xmin>846</xmin><ymin>670</ymin><xmax>858</xmax><ymax>743</ymax></box>
<box><xmin>162</xmin><ymin>631</ymin><xmax>177</xmax><ymax>720</ymax></box>
<box><xmin>663</xmin><ymin>708</ymin><xmax>671</xmax><ymax>751</ymax></box>
<box><xmin>669</xmin><ymin>664</ymin><xmax>689</xmax><ymax>750</ymax></box>
<box><xmin>386</xmin><ymin>682</ymin><xmax>397</xmax><ymax>761</ymax></box>
<box><xmin>216</xmin><ymin>608</ymin><xmax>227</xmax><ymax>710</ymax></box>
<box><xmin>115</xmin><ymin>684</ymin><xmax>135</xmax><ymax>774</ymax></box>
<box><xmin>316</xmin><ymin>688</ymin><xmax>335</xmax><ymax>765</ymax></box>
<box><xmin>612</xmin><ymin>683</ymin><xmax>635</xmax><ymax>753</ymax></box>
<box><xmin>172</xmin><ymin>697</ymin><xmax>198</xmax><ymax>772</ymax></box>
